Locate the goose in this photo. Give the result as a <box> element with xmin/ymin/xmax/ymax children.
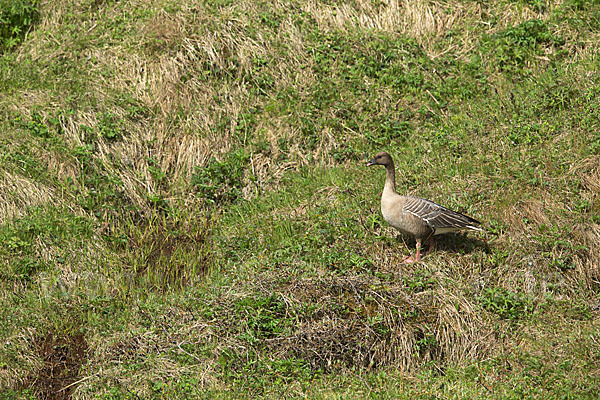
<box><xmin>367</xmin><ymin>151</ymin><xmax>482</xmax><ymax>263</ymax></box>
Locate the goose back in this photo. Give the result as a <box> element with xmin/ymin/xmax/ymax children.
<box><xmin>382</xmin><ymin>194</ymin><xmax>482</xmax><ymax>239</ymax></box>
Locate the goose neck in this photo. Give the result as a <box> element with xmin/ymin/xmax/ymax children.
<box><xmin>383</xmin><ymin>163</ymin><xmax>396</xmax><ymax>194</ymax></box>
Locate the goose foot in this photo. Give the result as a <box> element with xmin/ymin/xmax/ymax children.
<box><xmin>403</xmin><ymin>253</ymin><xmax>424</xmax><ymax>264</ymax></box>
<box><xmin>403</xmin><ymin>239</ymin><xmax>423</xmax><ymax>263</ymax></box>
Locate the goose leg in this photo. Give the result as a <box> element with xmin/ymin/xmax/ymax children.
<box><xmin>428</xmin><ymin>235</ymin><xmax>435</xmax><ymax>253</ymax></box>
<box><xmin>404</xmin><ymin>238</ymin><xmax>422</xmax><ymax>264</ymax></box>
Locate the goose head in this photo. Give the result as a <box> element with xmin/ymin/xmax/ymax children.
<box><xmin>366</xmin><ymin>152</ymin><xmax>393</xmax><ymax>167</ymax></box>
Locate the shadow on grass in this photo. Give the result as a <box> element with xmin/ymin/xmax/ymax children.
<box><xmin>396</xmin><ymin>232</ymin><xmax>490</xmax><ymax>256</ymax></box>
<box><xmin>433</xmin><ymin>233</ymin><xmax>490</xmax><ymax>254</ymax></box>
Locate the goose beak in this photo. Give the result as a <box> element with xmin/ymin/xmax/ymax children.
<box><xmin>366</xmin><ymin>158</ymin><xmax>376</xmax><ymax>166</ymax></box>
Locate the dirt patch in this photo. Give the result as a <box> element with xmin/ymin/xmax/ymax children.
<box><xmin>25</xmin><ymin>331</ymin><xmax>88</xmax><ymax>400</ymax></box>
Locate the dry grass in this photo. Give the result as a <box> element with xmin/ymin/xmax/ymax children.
<box><xmin>0</xmin><ymin>172</ymin><xmax>57</xmax><ymax>224</ymax></box>
<box><xmin>302</xmin><ymin>0</ymin><xmax>552</xmax><ymax>57</ymax></box>
<box><xmin>11</xmin><ymin>0</ymin><xmax>596</xmax><ymax>197</ymax></box>
<box><xmin>278</xmin><ymin>274</ymin><xmax>492</xmax><ymax>371</ymax></box>
<box><xmin>9</xmin><ymin>0</ymin><xmax>581</xmax><ymax>217</ymax></box>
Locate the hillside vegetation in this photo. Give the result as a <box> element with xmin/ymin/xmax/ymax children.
<box><xmin>1</xmin><ymin>0</ymin><xmax>600</xmax><ymax>398</ymax></box>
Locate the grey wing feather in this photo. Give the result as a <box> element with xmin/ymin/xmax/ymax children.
<box><xmin>402</xmin><ymin>196</ymin><xmax>481</xmax><ymax>230</ymax></box>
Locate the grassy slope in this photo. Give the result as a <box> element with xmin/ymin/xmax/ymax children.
<box><xmin>1</xmin><ymin>0</ymin><xmax>600</xmax><ymax>398</ymax></box>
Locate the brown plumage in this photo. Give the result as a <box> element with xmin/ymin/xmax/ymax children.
<box><xmin>367</xmin><ymin>151</ymin><xmax>482</xmax><ymax>263</ymax></box>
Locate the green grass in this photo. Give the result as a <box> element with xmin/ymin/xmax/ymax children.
<box><xmin>1</xmin><ymin>0</ymin><xmax>600</xmax><ymax>398</ymax></box>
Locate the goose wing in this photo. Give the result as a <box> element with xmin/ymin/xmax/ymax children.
<box><xmin>402</xmin><ymin>196</ymin><xmax>481</xmax><ymax>231</ymax></box>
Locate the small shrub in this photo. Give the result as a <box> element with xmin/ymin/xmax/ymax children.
<box><xmin>0</xmin><ymin>0</ymin><xmax>40</xmax><ymax>53</ymax></box>
<box><xmin>20</xmin><ymin>112</ymin><xmax>50</xmax><ymax>138</ymax></box>
<box><xmin>479</xmin><ymin>287</ymin><xmax>533</xmax><ymax>320</ymax></box>
<box><xmin>320</xmin><ymin>250</ymin><xmax>373</xmax><ymax>273</ymax></box>
<box><xmin>74</xmin><ymin>154</ymin><xmax>128</xmax><ymax>217</ymax></box>
<box><xmin>414</xmin><ymin>330</ymin><xmax>438</xmax><ymax>357</ymax></box>
<box><xmin>480</xmin><ymin>19</ymin><xmax>565</xmax><ymax>73</ymax></box>
<box><xmin>235</xmin><ymin>295</ymin><xmax>290</xmax><ymax>341</ymax></box>
<box><xmin>97</xmin><ymin>112</ymin><xmax>123</xmax><ymax>141</ymax></box>
<box><xmin>507</xmin><ymin>120</ymin><xmax>544</xmax><ymax>145</ymax></box>
<box><xmin>564</xmin><ymin>0</ymin><xmax>600</xmax><ymax>11</ymax></box>
<box><xmin>3</xmin><ymin>143</ymin><xmax>49</xmax><ymax>180</ymax></box>
<box><xmin>331</xmin><ymin>146</ymin><xmax>362</xmax><ymax>162</ymax></box>
<box><xmin>403</xmin><ymin>269</ymin><xmax>436</xmax><ymax>293</ymax></box>
<box><xmin>508</xmin><ymin>0</ymin><xmax>546</xmax><ymax>12</ymax></box>
<box><xmin>191</xmin><ymin>148</ymin><xmax>250</xmax><ymax>204</ymax></box>
<box><xmin>14</xmin><ymin>109</ymin><xmax>68</xmax><ymax>139</ymax></box>
<box><xmin>365</xmin><ymin>116</ymin><xmax>411</xmax><ymax>147</ymax></box>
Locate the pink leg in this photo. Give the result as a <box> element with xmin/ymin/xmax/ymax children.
<box><xmin>404</xmin><ymin>238</ymin><xmax>422</xmax><ymax>264</ymax></box>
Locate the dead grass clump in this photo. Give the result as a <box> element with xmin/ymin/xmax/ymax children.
<box><xmin>101</xmin><ymin>332</ymin><xmax>162</xmax><ymax>365</ymax></box>
<box><xmin>505</xmin><ymin>199</ymin><xmax>550</xmax><ymax>232</ymax></box>
<box><xmin>88</xmin><ymin>44</ymin><xmax>254</xmax><ymax>208</ymax></box>
<box><xmin>142</xmin><ymin>10</ymin><xmax>186</xmax><ymax>54</ymax></box>
<box><xmin>245</xmin><ymin>150</ymin><xmax>299</xmax><ymax>198</ymax></box>
<box><xmin>304</xmin><ymin>0</ymin><xmax>460</xmax><ymax>37</ymax></box>
<box><xmin>0</xmin><ymin>172</ymin><xmax>57</xmax><ymax>224</ymax></box>
<box><xmin>302</xmin><ymin>0</ymin><xmax>547</xmax><ymax>57</ymax></box>
<box><xmin>78</xmin><ymin>306</ymin><xmax>222</xmax><ymax>397</ymax></box>
<box><xmin>24</xmin><ymin>330</ymin><xmax>88</xmax><ymax>400</ymax></box>
<box><xmin>571</xmin><ymin>155</ymin><xmax>600</xmax><ymax>196</ymax></box>
<box><xmin>216</xmin><ymin>273</ymin><xmax>493</xmax><ymax>373</ymax></box>
<box><xmin>575</xmin><ymin>224</ymin><xmax>600</xmax><ymax>293</ymax></box>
